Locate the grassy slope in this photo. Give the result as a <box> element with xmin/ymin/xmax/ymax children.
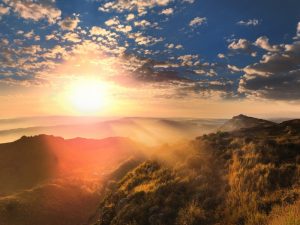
<box><xmin>93</xmin><ymin>120</ymin><xmax>300</xmax><ymax>225</ymax></box>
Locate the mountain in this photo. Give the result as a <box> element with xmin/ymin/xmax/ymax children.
<box><xmin>218</xmin><ymin>114</ymin><xmax>276</xmax><ymax>132</ymax></box>
<box><xmin>91</xmin><ymin>117</ymin><xmax>300</xmax><ymax>225</ymax></box>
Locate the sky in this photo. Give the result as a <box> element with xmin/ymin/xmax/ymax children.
<box><xmin>0</xmin><ymin>0</ymin><xmax>300</xmax><ymax>119</ymax></box>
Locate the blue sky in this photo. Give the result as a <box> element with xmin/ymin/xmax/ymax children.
<box><xmin>0</xmin><ymin>0</ymin><xmax>300</xmax><ymax>117</ymax></box>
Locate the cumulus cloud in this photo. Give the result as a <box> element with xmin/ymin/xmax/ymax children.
<box><xmin>296</xmin><ymin>22</ymin><xmax>300</xmax><ymax>38</ymax></box>
<box><xmin>63</xmin><ymin>32</ymin><xmax>81</xmax><ymax>43</ymax></box>
<box><xmin>126</xmin><ymin>13</ymin><xmax>135</xmax><ymax>21</ymax></box>
<box><xmin>228</xmin><ymin>38</ymin><xmax>257</xmax><ymax>56</ymax></box>
<box><xmin>182</xmin><ymin>0</ymin><xmax>195</xmax><ymax>3</ymax></box>
<box><xmin>189</xmin><ymin>17</ymin><xmax>207</xmax><ymax>27</ymax></box>
<box><xmin>134</xmin><ymin>19</ymin><xmax>151</xmax><ymax>27</ymax></box>
<box><xmin>90</xmin><ymin>26</ymin><xmax>118</xmax><ymax>37</ymax></box>
<box><xmin>237</xmin><ymin>19</ymin><xmax>259</xmax><ymax>26</ymax></box>
<box><xmin>3</xmin><ymin>0</ymin><xmax>61</xmax><ymax>24</ymax></box>
<box><xmin>227</xmin><ymin>64</ymin><xmax>242</xmax><ymax>73</ymax></box>
<box><xmin>0</xmin><ymin>4</ymin><xmax>10</xmax><ymax>17</ymax></box>
<box><xmin>178</xmin><ymin>54</ymin><xmax>200</xmax><ymax>66</ymax></box>
<box><xmin>59</xmin><ymin>16</ymin><xmax>80</xmax><ymax>31</ymax></box>
<box><xmin>160</xmin><ymin>8</ymin><xmax>174</xmax><ymax>15</ymax></box>
<box><xmin>255</xmin><ymin>36</ymin><xmax>281</xmax><ymax>52</ymax></box>
<box><xmin>129</xmin><ymin>32</ymin><xmax>164</xmax><ymax>46</ymax></box>
<box><xmin>239</xmin><ymin>39</ymin><xmax>300</xmax><ymax>100</ymax></box>
<box><xmin>218</xmin><ymin>53</ymin><xmax>226</xmax><ymax>59</ymax></box>
<box><xmin>105</xmin><ymin>17</ymin><xmax>120</xmax><ymax>26</ymax></box>
<box><xmin>98</xmin><ymin>0</ymin><xmax>172</xmax><ymax>13</ymax></box>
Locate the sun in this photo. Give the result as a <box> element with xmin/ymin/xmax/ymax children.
<box><xmin>67</xmin><ymin>78</ymin><xmax>108</xmax><ymax>113</ymax></box>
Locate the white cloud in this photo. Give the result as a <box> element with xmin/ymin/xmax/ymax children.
<box><xmin>24</xmin><ymin>30</ymin><xmax>35</xmax><ymax>39</ymax></box>
<box><xmin>105</xmin><ymin>17</ymin><xmax>120</xmax><ymax>26</ymax></box>
<box><xmin>63</xmin><ymin>32</ymin><xmax>81</xmax><ymax>43</ymax></box>
<box><xmin>160</xmin><ymin>8</ymin><xmax>174</xmax><ymax>15</ymax></box>
<box><xmin>134</xmin><ymin>19</ymin><xmax>151</xmax><ymax>27</ymax></box>
<box><xmin>182</xmin><ymin>0</ymin><xmax>195</xmax><ymax>3</ymax></box>
<box><xmin>165</xmin><ymin>43</ymin><xmax>174</xmax><ymax>48</ymax></box>
<box><xmin>115</xmin><ymin>25</ymin><xmax>132</xmax><ymax>33</ymax></box>
<box><xmin>237</xmin><ymin>19</ymin><xmax>259</xmax><ymax>26</ymax></box>
<box><xmin>3</xmin><ymin>0</ymin><xmax>61</xmax><ymax>24</ymax></box>
<box><xmin>189</xmin><ymin>17</ymin><xmax>207</xmax><ymax>27</ymax></box>
<box><xmin>129</xmin><ymin>32</ymin><xmax>164</xmax><ymax>46</ymax></box>
<box><xmin>227</xmin><ymin>64</ymin><xmax>242</xmax><ymax>73</ymax></box>
<box><xmin>255</xmin><ymin>36</ymin><xmax>280</xmax><ymax>52</ymax></box>
<box><xmin>228</xmin><ymin>39</ymin><xmax>257</xmax><ymax>57</ymax></box>
<box><xmin>218</xmin><ymin>53</ymin><xmax>226</xmax><ymax>59</ymax></box>
<box><xmin>126</xmin><ymin>13</ymin><xmax>135</xmax><ymax>21</ymax></box>
<box><xmin>90</xmin><ymin>26</ymin><xmax>120</xmax><ymax>40</ymax></box>
<box><xmin>0</xmin><ymin>4</ymin><xmax>10</xmax><ymax>16</ymax></box>
<box><xmin>228</xmin><ymin>39</ymin><xmax>251</xmax><ymax>50</ymax></box>
<box><xmin>178</xmin><ymin>54</ymin><xmax>200</xmax><ymax>66</ymax></box>
<box><xmin>98</xmin><ymin>0</ymin><xmax>172</xmax><ymax>16</ymax></box>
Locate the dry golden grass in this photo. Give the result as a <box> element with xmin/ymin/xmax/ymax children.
<box><xmin>268</xmin><ymin>201</ymin><xmax>300</xmax><ymax>225</ymax></box>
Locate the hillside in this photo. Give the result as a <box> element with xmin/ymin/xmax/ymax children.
<box><xmin>219</xmin><ymin>114</ymin><xmax>275</xmax><ymax>132</ymax></box>
<box><xmin>0</xmin><ymin>135</ymin><xmax>144</xmax><ymax>225</ymax></box>
<box><xmin>92</xmin><ymin>118</ymin><xmax>300</xmax><ymax>225</ymax></box>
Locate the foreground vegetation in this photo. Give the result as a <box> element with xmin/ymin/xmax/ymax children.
<box><xmin>93</xmin><ymin>119</ymin><xmax>300</xmax><ymax>225</ymax></box>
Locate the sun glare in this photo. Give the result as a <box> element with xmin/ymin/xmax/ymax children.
<box><xmin>68</xmin><ymin>79</ymin><xmax>108</xmax><ymax>113</ymax></box>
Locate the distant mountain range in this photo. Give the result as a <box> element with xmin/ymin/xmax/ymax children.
<box><xmin>0</xmin><ymin>117</ymin><xmax>226</xmax><ymax>145</ymax></box>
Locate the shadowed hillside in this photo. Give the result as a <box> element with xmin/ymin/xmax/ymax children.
<box><xmin>0</xmin><ymin>135</ymin><xmax>145</xmax><ymax>225</ymax></box>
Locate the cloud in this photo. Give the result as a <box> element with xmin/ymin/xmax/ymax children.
<box><xmin>165</xmin><ymin>43</ymin><xmax>175</xmax><ymax>49</ymax></box>
<box><xmin>255</xmin><ymin>36</ymin><xmax>281</xmax><ymax>52</ymax></box>
<box><xmin>160</xmin><ymin>8</ymin><xmax>174</xmax><ymax>15</ymax></box>
<box><xmin>126</xmin><ymin>13</ymin><xmax>135</xmax><ymax>21</ymax></box>
<box><xmin>175</xmin><ymin>44</ymin><xmax>183</xmax><ymax>49</ymax></box>
<box><xmin>227</xmin><ymin>64</ymin><xmax>242</xmax><ymax>73</ymax></box>
<box><xmin>24</xmin><ymin>30</ymin><xmax>35</xmax><ymax>39</ymax></box>
<box><xmin>0</xmin><ymin>4</ymin><xmax>10</xmax><ymax>16</ymax></box>
<box><xmin>63</xmin><ymin>32</ymin><xmax>81</xmax><ymax>43</ymax></box>
<box><xmin>114</xmin><ymin>25</ymin><xmax>132</xmax><ymax>33</ymax></box>
<box><xmin>296</xmin><ymin>22</ymin><xmax>300</xmax><ymax>38</ymax></box>
<box><xmin>237</xmin><ymin>19</ymin><xmax>259</xmax><ymax>26</ymax></box>
<box><xmin>90</xmin><ymin>26</ymin><xmax>118</xmax><ymax>37</ymax></box>
<box><xmin>134</xmin><ymin>19</ymin><xmax>151</xmax><ymax>27</ymax></box>
<box><xmin>228</xmin><ymin>38</ymin><xmax>257</xmax><ymax>56</ymax></box>
<box><xmin>129</xmin><ymin>33</ymin><xmax>164</xmax><ymax>46</ymax></box>
<box><xmin>189</xmin><ymin>17</ymin><xmax>207</xmax><ymax>27</ymax></box>
<box><xmin>239</xmin><ymin>69</ymin><xmax>300</xmax><ymax>100</ymax></box>
<box><xmin>59</xmin><ymin>16</ymin><xmax>80</xmax><ymax>31</ymax></box>
<box><xmin>3</xmin><ymin>0</ymin><xmax>61</xmax><ymax>24</ymax></box>
<box><xmin>178</xmin><ymin>54</ymin><xmax>200</xmax><ymax>66</ymax></box>
<box><xmin>239</xmin><ymin>40</ymin><xmax>300</xmax><ymax>100</ymax></box>
<box><xmin>218</xmin><ymin>53</ymin><xmax>226</xmax><ymax>59</ymax></box>
<box><xmin>105</xmin><ymin>17</ymin><xmax>120</xmax><ymax>26</ymax></box>
<box><xmin>182</xmin><ymin>0</ymin><xmax>195</xmax><ymax>3</ymax></box>
<box><xmin>98</xmin><ymin>0</ymin><xmax>172</xmax><ymax>13</ymax></box>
